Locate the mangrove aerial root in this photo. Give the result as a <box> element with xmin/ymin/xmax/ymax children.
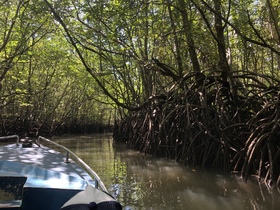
<box><xmin>114</xmin><ymin>70</ymin><xmax>280</xmax><ymax>187</ymax></box>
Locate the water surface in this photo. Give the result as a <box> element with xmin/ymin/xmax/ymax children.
<box><xmin>53</xmin><ymin>134</ymin><xmax>280</xmax><ymax>210</ymax></box>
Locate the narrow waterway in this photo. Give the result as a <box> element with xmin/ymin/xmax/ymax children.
<box><xmin>53</xmin><ymin>134</ymin><xmax>280</xmax><ymax>210</ymax></box>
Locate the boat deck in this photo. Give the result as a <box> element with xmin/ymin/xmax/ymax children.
<box><xmin>0</xmin><ymin>143</ymin><xmax>92</xmax><ymax>210</ymax></box>
<box><xmin>0</xmin><ymin>143</ymin><xmax>93</xmax><ymax>187</ymax></box>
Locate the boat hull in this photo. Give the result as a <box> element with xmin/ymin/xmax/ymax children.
<box><xmin>0</xmin><ymin>136</ymin><xmax>122</xmax><ymax>210</ymax></box>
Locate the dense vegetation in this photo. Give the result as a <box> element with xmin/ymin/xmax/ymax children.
<box><xmin>0</xmin><ymin>0</ymin><xmax>279</xmax><ymax>186</ymax></box>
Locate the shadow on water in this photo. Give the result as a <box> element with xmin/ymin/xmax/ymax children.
<box><xmin>54</xmin><ymin>134</ymin><xmax>280</xmax><ymax>210</ymax></box>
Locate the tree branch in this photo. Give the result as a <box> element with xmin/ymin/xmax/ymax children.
<box><xmin>192</xmin><ymin>0</ymin><xmax>280</xmax><ymax>55</ymax></box>
<box><xmin>43</xmin><ymin>0</ymin><xmax>150</xmax><ymax>112</ymax></box>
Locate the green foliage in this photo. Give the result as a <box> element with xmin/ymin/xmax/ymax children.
<box><xmin>1</xmin><ymin>0</ymin><xmax>280</xmax><ymax>169</ymax></box>
<box><xmin>0</xmin><ymin>0</ymin><xmax>115</xmax><ymax>135</ymax></box>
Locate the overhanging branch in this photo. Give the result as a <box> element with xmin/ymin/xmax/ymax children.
<box><xmin>43</xmin><ymin>0</ymin><xmax>151</xmax><ymax>111</ymax></box>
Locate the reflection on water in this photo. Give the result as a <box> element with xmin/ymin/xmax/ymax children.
<box><xmin>54</xmin><ymin>134</ymin><xmax>280</xmax><ymax>210</ymax></box>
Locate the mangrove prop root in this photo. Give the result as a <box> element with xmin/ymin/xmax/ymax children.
<box><xmin>114</xmin><ymin>70</ymin><xmax>280</xmax><ymax>187</ymax></box>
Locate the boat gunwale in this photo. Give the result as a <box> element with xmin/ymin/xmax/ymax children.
<box><xmin>0</xmin><ymin>135</ymin><xmax>108</xmax><ymax>193</ymax></box>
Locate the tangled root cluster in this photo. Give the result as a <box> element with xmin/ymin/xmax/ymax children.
<box><xmin>114</xmin><ymin>70</ymin><xmax>280</xmax><ymax>187</ymax></box>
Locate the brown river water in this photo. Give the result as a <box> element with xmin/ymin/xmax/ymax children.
<box><xmin>53</xmin><ymin>134</ymin><xmax>280</xmax><ymax>210</ymax></box>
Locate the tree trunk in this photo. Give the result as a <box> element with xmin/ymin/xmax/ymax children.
<box><xmin>178</xmin><ymin>0</ymin><xmax>201</xmax><ymax>74</ymax></box>
<box><xmin>213</xmin><ymin>0</ymin><xmax>230</xmax><ymax>82</ymax></box>
<box><xmin>266</xmin><ymin>0</ymin><xmax>280</xmax><ymax>77</ymax></box>
<box><xmin>167</xmin><ymin>0</ymin><xmax>184</xmax><ymax>75</ymax></box>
